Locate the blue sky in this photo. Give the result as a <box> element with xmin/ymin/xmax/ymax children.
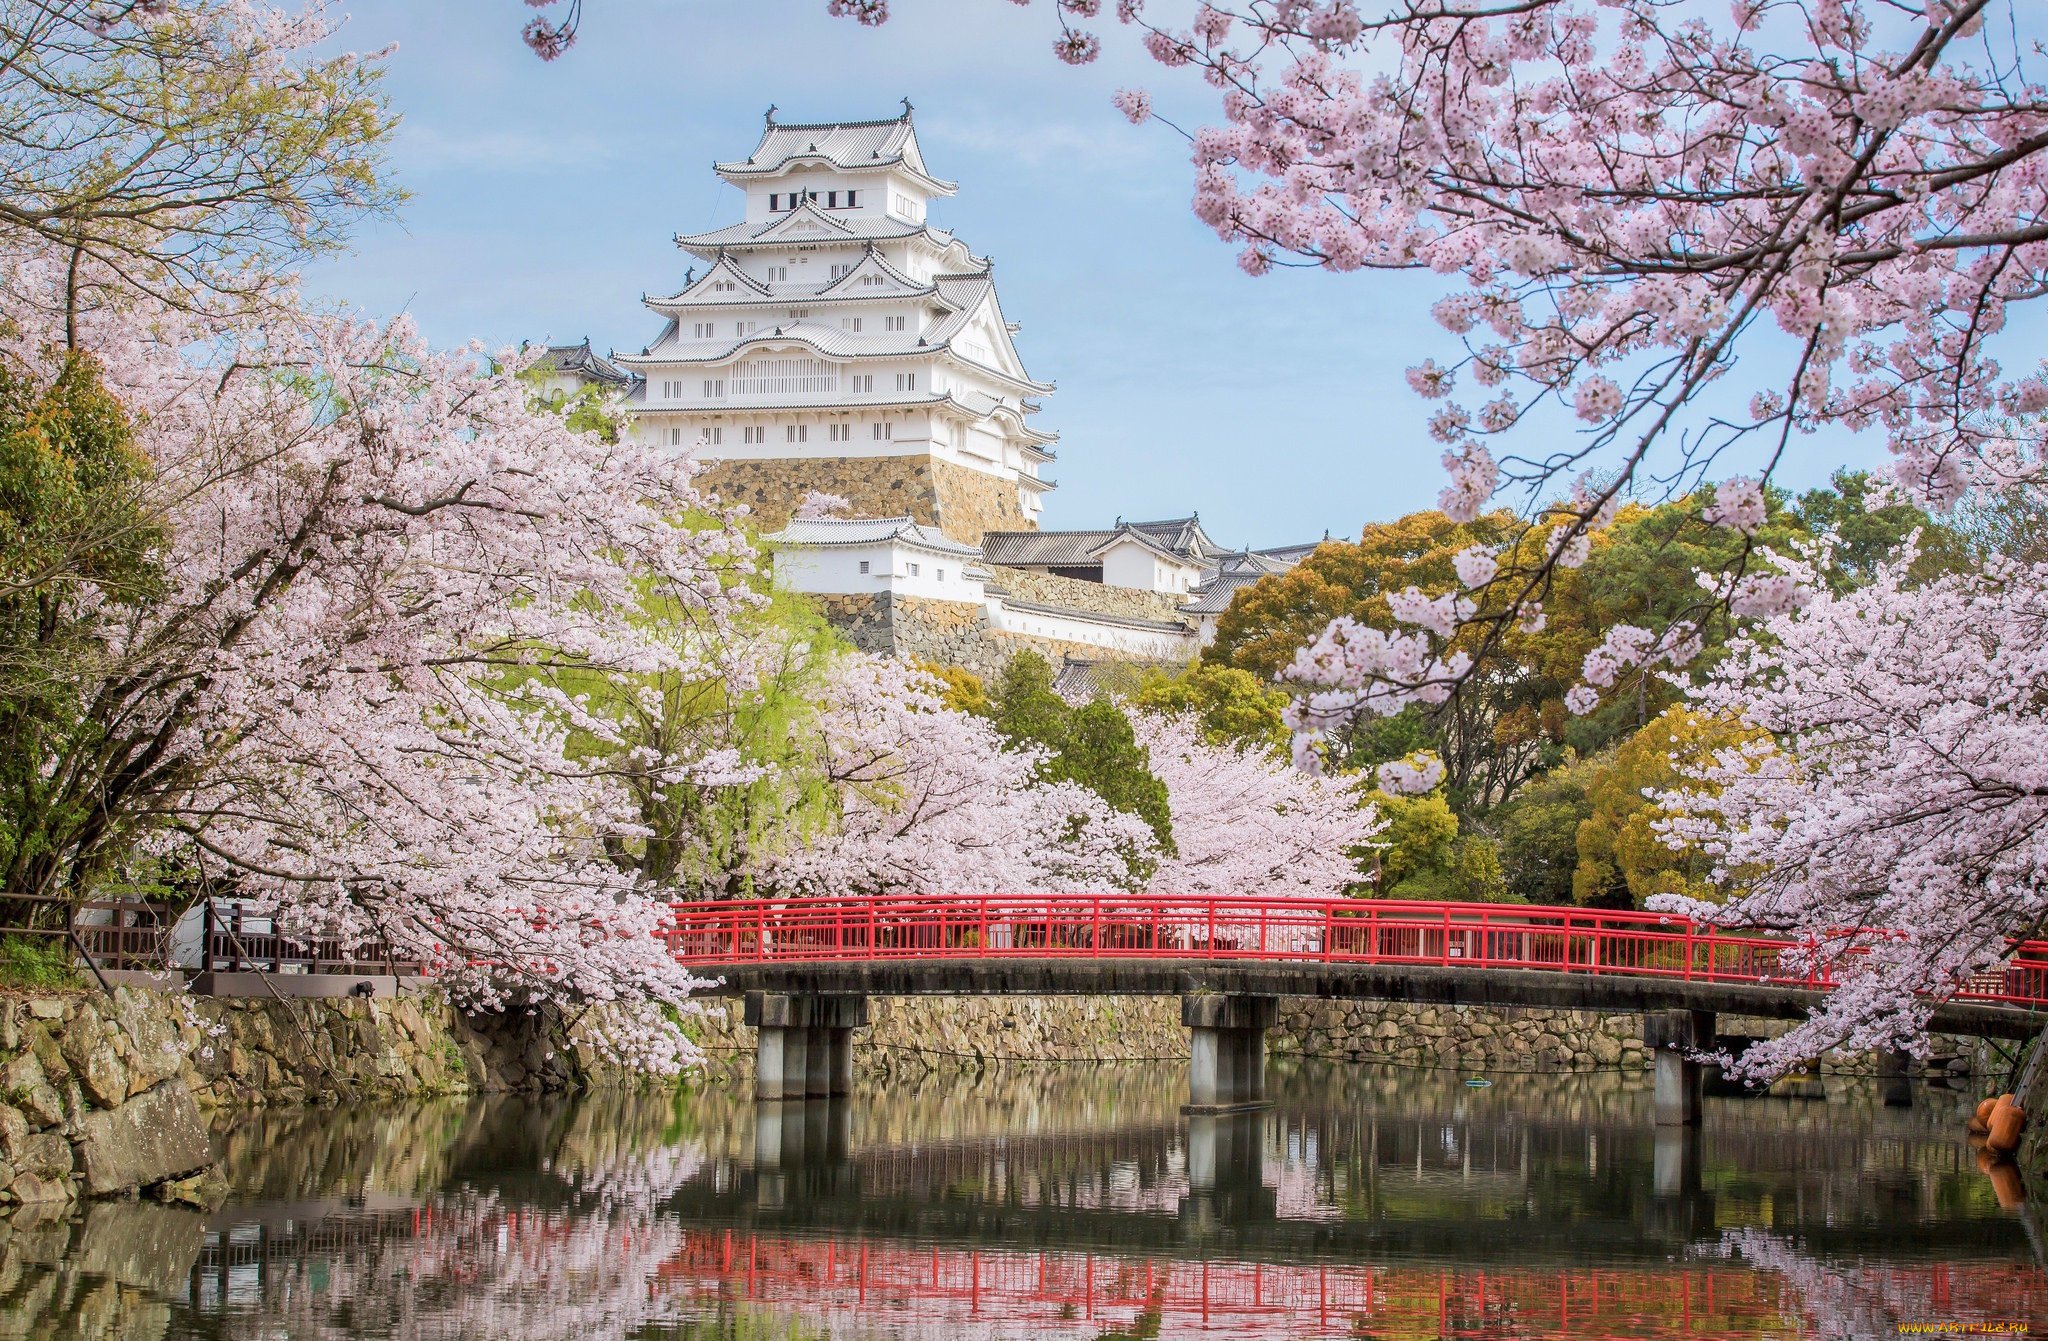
<box><xmin>306</xmin><ymin>0</ymin><xmax>1903</xmax><ymax>549</ymax></box>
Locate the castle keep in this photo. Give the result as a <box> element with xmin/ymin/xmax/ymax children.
<box><xmin>540</xmin><ymin>108</ymin><xmax>1313</xmax><ymax>674</ymax></box>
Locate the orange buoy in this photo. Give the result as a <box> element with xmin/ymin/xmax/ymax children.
<box><xmin>1971</xmin><ymin>1096</ymin><xmax>1999</xmax><ymax>1132</ymax></box>
<box><xmin>1987</xmin><ymin>1098</ymin><xmax>2027</xmax><ymax>1155</ymax></box>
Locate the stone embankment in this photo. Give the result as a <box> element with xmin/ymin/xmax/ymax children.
<box><xmin>686</xmin><ymin>993</ymin><xmax>1999</xmax><ymax>1084</ymax></box>
<box><xmin>0</xmin><ymin>985</ymin><xmax>649</xmax><ymax>1210</ymax></box>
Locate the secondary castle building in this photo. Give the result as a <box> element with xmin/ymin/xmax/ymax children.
<box><xmin>616</xmin><ymin>107</ymin><xmax>1054</xmax><ymax>545</ymax></box>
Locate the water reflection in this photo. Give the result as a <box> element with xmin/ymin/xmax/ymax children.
<box><xmin>0</xmin><ymin>1061</ymin><xmax>2039</xmax><ymax>1339</ymax></box>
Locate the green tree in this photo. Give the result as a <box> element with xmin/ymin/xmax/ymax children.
<box><xmin>1491</xmin><ymin>759</ymin><xmax>1597</xmax><ymax>905</ymax></box>
<box><xmin>1789</xmin><ymin>469</ymin><xmax>1967</xmax><ymax>588</ymax></box>
<box><xmin>537</xmin><ymin>584</ymin><xmax>845</xmax><ymax>900</ymax></box>
<box><xmin>1205</xmin><ymin>508</ymin><xmax>1591</xmax><ymax>812</ymax></box>
<box><xmin>0</xmin><ymin>354</ymin><xmax>163</xmax><ymax>905</ymax></box>
<box><xmin>1130</xmin><ymin>661</ymin><xmax>1289</xmax><ymax>754</ymax></box>
<box><xmin>523</xmin><ymin>375</ymin><xmax>629</xmax><ymax>444</ymax></box>
<box><xmin>991</xmin><ymin>651</ymin><xmax>1174</xmax><ymax>853</ymax></box>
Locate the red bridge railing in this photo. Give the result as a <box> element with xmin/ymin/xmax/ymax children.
<box><xmin>662</xmin><ymin>895</ymin><xmax>2048</xmax><ymax>1009</ymax></box>
<box><xmin>649</xmin><ymin>1231</ymin><xmax>2047</xmax><ymax>1340</ymax></box>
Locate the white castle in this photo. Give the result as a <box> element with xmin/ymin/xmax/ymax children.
<box><xmin>540</xmin><ymin>107</ymin><xmax>1313</xmax><ymax>676</ymax></box>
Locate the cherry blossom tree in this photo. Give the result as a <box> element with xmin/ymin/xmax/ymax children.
<box><xmin>1131</xmin><ymin>708</ymin><xmax>1383</xmax><ymax>896</ymax></box>
<box><xmin>0</xmin><ymin>243</ymin><xmax>755</xmax><ymax>1042</ymax></box>
<box><xmin>769</xmin><ymin>656</ymin><xmax>1161</xmax><ymax>898</ymax></box>
<box><xmin>1</xmin><ymin>1</ymin><xmax>399</xmax><ymax>313</ymax></box>
<box><xmin>1649</xmin><ymin>539</ymin><xmax>2048</xmax><ymax>1076</ymax></box>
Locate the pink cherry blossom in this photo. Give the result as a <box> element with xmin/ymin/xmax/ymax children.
<box><xmin>9</xmin><ymin>242</ymin><xmax>744</xmax><ymax>1064</ymax></box>
<box><xmin>1376</xmin><ymin>751</ymin><xmax>1445</xmax><ymax>797</ymax></box>
<box><xmin>1705</xmin><ymin>477</ymin><xmax>1767</xmax><ymax>536</ymax></box>
<box><xmin>1653</xmin><ymin>546</ymin><xmax>2048</xmax><ymax>1076</ymax></box>
<box><xmin>1133</xmin><ymin>710</ymin><xmax>1383</xmax><ymax>897</ymax></box>
<box><xmin>1452</xmin><ymin>546</ymin><xmax>1497</xmax><ymax>590</ymax></box>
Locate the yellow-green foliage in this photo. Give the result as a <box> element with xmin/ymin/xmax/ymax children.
<box><xmin>916</xmin><ymin>661</ymin><xmax>992</xmax><ymax>716</ymax></box>
<box><xmin>1572</xmin><ymin>705</ymin><xmax>1758</xmax><ymax>907</ymax></box>
<box><xmin>1359</xmin><ymin>789</ymin><xmax>1509</xmax><ymax>902</ymax></box>
<box><xmin>1131</xmin><ymin>662</ymin><xmax>1290</xmax><ymax>755</ymax></box>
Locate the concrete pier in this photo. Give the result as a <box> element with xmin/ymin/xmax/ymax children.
<box><xmin>1645</xmin><ymin>1008</ymin><xmax>1715</xmax><ymax>1126</ymax></box>
<box><xmin>745</xmin><ymin>992</ymin><xmax>869</xmax><ymax>1101</ymax></box>
<box><xmin>1182</xmin><ymin>993</ymin><xmax>1277</xmax><ymax>1112</ymax></box>
<box><xmin>1878</xmin><ymin>1047</ymin><xmax>1915</xmax><ymax>1108</ymax></box>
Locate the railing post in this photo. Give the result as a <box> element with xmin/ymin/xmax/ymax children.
<box><xmin>1091</xmin><ymin>897</ymin><xmax>1101</xmax><ymax>955</ymax></box>
<box><xmin>1441</xmin><ymin>907</ymin><xmax>1450</xmax><ymax>967</ymax></box>
<box><xmin>979</xmin><ymin>897</ymin><xmax>988</xmax><ymax>955</ymax></box>
<box><xmin>1206</xmin><ymin>901</ymin><xmax>1216</xmax><ymax>958</ymax></box>
<box><xmin>202</xmin><ymin>901</ymin><xmax>216</xmax><ymax>974</ymax></box>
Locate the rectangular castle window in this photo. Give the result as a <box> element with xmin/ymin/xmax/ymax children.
<box><xmin>895</xmin><ymin>373</ymin><xmax>916</xmax><ymax>392</ymax></box>
<box><xmin>785</xmin><ymin>424</ymin><xmax>808</xmax><ymax>443</ymax></box>
<box><xmin>884</xmin><ymin>315</ymin><xmax>906</xmax><ymax>331</ymax></box>
<box><xmin>858</xmin><ymin>560</ymin><xmax>870</xmax><ymax>574</ymax></box>
<box><xmin>908</xmin><ymin>563</ymin><xmax>920</xmax><ymax>577</ymax></box>
<box><xmin>872</xmin><ymin>421</ymin><xmax>891</xmax><ymax>440</ymax></box>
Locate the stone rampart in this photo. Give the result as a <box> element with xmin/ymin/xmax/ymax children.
<box><xmin>983</xmin><ymin>566</ymin><xmax>1189</xmax><ymax>622</ymax></box>
<box><xmin>0</xmin><ymin>985</ymin><xmax>663</xmax><ymax>1209</ymax></box>
<box><xmin>931</xmin><ymin>459</ymin><xmax>1032</xmax><ymax>545</ymax></box>
<box><xmin>805</xmin><ymin>591</ymin><xmax>1184</xmax><ymax>678</ymax></box>
<box><xmin>683</xmin><ymin>992</ymin><xmax>1999</xmax><ymax>1088</ymax></box>
<box><xmin>696</xmin><ymin>455</ymin><xmax>1033</xmax><ymax>547</ymax></box>
<box><xmin>698</xmin><ymin>455</ymin><xmax>940</xmax><ymax>536</ymax></box>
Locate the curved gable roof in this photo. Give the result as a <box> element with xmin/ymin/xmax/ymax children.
<box><xmin>716</xmin><ymin>112</ymin><xmax>957</xmax><ymax>194</ymax></box>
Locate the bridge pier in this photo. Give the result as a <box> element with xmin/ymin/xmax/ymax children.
<box><xmin>744</xmin><ymin>991</ymin><xmax>868</xmax><ymax>1101</ymax></box>
<box><xmin>1878</xmin><ymin>1047</ymin><xmax>1915</xmax><ymax>1108</ymax></box>
<box><xmin>1183</xmin><ymin>994</ymin><xmax>1277</xmax><ymax>1112</ymax></box>
<box><xmin>1645</xmin><ymin>1009</ymin><xmax>1715</xmax><ymax>1126</ymax></box>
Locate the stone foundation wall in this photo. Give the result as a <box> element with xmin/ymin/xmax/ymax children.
<box><xmin>684</xmin><ymin>995</ymin><xmax>1189</xmax><ymax>1085</ymax></box>
<box><xmin>682</xmin><ymin>993</ymin><xmax>2005</xmax><ymax>1091</ymax></box>
<box><xmin>699</xmin><ymin>455</ymin><xmax>940</xmax><ymax>535</ymax></box>
<box><xmin>984</xmin><ymin>566</ymin><xmax>1189</xmax><ymax>622</ymax></box>
<box><xmin>0</xmin><ymin>986</ymin><xmax>656</xmax><ymax>1210</ymax></box>
<box><xmin>804</xmin><ymin>591</ymin><xmax>1177</xmax><ymax>678</ymax></box>
<box><xmin>696</xmin><ymin>455</ymin><xmax>1033</xmax><ymax>547</ymax></box>
<box><xmin>931</xmin><ymin>460</ymin><xmax>1032</xmax><ymax>545</ymax></box>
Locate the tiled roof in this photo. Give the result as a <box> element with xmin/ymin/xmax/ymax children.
<box><xmin>716</xmin><ymin>112</ymin><xmax>954</xmax><ymax>192</ymax></box>
<box><xmin>980</xmin><ymin>516</ymin><xmax>1224</xmax><ymax>570</ymax></box>
<box><xmin>1053</xmin><ymin>658</ymin><xmax>1187</xmax><ymax>699</ymax></box>
<box><xmin>531</xmin><ymin>340</ymin><xmax>632</xmax><ymax>389</ymax></box>
<box><xmin>1182</xmin><ymin>547</ymin><xmax>1313</xmax><ymax>614</ymax></box>
<box><xmin>676</xmin><ymin>211</ymin><xmax>949</xmax><ymax>254</ymax></box>
<box><xmin>980</xmin><ymin>529</ymin><xmax>1118</xmax><ymax>568</ymax></box>
<box><xmin>1181</xmin><ymin>571</ymin><xmax>1268</xmax><ymax>615</ymax></box>
<box><xmin>765</xmin><ymin>515</ymin><xmax>981</xmax><ymax>558</ymax></box>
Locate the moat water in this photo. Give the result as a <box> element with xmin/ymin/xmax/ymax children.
<box><xmin>1</xmin><ymin>1061</ymin><xmax>2040</xmax><ymax>1339</ymax></box>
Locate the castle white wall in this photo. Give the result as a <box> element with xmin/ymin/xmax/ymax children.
<box><xmin>1099</xmin><ymin>540</ymin><xmax>1205</xmax><ymax>594</ymax></box>
<box><xmin>982</xmin><ymin>599</ymin><xmax>1198</xmax><ymax>659</ymax></box>
<box><xmin>774</xmin><ymin>541</ymin><xmax>983</xmax><ymax>603</ymax></box>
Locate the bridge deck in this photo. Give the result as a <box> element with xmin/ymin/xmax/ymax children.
<box><xmin>686</xmin><ymin>957</ymin><xmax>2047</xmax><ymax>1039</ymax></box>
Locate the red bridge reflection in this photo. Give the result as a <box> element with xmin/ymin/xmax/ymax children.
<box><xmin>651</xmin><ymin>1230</ymin><xmax>2047</xmax><ymax>1339</ymax></box>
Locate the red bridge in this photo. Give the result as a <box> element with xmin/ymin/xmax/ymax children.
<box><xmin>662</xmin><ymin>895</ymin><xmax>2048</xmax><ymax>1114</ymax></box>
<box><xmin>664</xmin><ymin>894</ymin><xmax>2048</xmax><ymax>1014</ymax></box>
